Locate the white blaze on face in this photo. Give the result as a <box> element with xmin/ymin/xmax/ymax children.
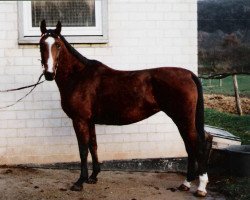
<box><xmin>45</xmin><ymin>37</ymin><xmax>55</xmax><ymax>73</ymax></box>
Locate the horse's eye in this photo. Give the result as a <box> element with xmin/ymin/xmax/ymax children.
<box><xmin>56</xmin><ymin>44</ymin><xmax>61</xmax><ymax>49</ymax></box>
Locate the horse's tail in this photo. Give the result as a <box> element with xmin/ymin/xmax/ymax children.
<box><xmin>192</xmin><ymin>73</ymin><xmax>213</xmax><ymax>173</ymax></box>
<box><xmin>192</xmin><ymin>74</ymin><xmax>205</xmax><ymax>144</ymax></box>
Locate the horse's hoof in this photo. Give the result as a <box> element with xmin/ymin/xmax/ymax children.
<box><xmin>178</xmin><ymin>184</ymin><xmax>190</xmax><ymax>191</ymax></box>
<box><xmin>86</xmin><ymin>177</ymin><xmax>98</xmax><ymax>184</ymax></box>
<box><xmin>70</xmin><ymin>184</ymin><xmax>83</xmax><ymax>191</ymax></box>
<box><xmin>194</xmin><ymin>190</ymin><xmax>207</xmax><ymax>197</ymax></box>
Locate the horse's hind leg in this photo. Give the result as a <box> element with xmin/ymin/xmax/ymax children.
<box><xmin>175</xmin><ymin>120</ymin><xmax>199</xmax><ymax>192</ymax></box>
<box><xmin>86</xmin><ymin>123</ymin><xmax>101</xmax><ymax>184</ymax></box>
<box><xmin>194</xmin><ymin>132</ymin><xmax>213</xmax><ymax>197</ymax></box>
<box><xmin>178</xmin><ymin>126</ymin><xmax>212</xmax><ymax>197</ymax></box>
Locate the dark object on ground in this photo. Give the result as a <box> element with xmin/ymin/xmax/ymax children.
<box><xmin>226</xmin><ymin>145</ymin><xmax>250</xmax><ymax>177</ymax></box>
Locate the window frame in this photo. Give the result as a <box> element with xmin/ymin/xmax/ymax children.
<box><xmin>18</xmin><ymin>0</ymin><xmax>108</xmax><ymax>44</ymax></box>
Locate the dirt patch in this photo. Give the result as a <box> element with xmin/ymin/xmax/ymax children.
<box><xmin>0</xmin><ymin>167</ymin><xmax>225</xmax><ymax>200</ymax></box>
<box><xmin>204</xmin><ymin>94</ymin><xmax>250</xmax><ymax>114</ymax></box>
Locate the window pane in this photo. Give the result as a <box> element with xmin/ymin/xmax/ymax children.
<box><xmin>32</xmin><ymin>0</ymin><xmax>95</xmax><ymax>27</ymax></box>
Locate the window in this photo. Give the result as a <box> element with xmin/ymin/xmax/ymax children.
<box><xmin>18</xmin><ymin>0</ymin><xmax>108</xmax><ymax>44</ymax></box>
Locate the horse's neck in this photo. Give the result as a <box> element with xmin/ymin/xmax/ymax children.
<box><xmin>55</xmin><ymin>48</ymin><xmax>86</xmax><ymax>93</ymax></box>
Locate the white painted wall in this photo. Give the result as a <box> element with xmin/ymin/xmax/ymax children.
<box><xmin>0</xmin><ymin>0</ymin><xmax>197</xmax><ymax>165</ymax></box>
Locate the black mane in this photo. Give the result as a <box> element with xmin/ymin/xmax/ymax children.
<box><xmin>59</xmin><ymin>34</ymin><xmax>90</xmax><ymax>65</ymax></box>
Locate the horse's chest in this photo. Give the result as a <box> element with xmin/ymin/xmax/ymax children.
<box><xmin>60</xmin><ymin>92</ymin><xmax>94</xmax><ymax>119</ymax></box>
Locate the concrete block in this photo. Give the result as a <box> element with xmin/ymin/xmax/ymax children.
<box><xmin>16</xmin><ymin>110</ymin><xmax>34</xmax><ymax>119</ymax></box>
<box><xmin>24</xmin><ymin>101</ymin><xmax>43</xmax><ymax>110</ymax></box>
<box><xmin>13</xmin><ymin>57</ymin><xmax>33</xmax><ymax>66</ymax></box>
<box><xmin>7</xmin><ymin>119</ymin><xmax>26</xmax><ymax>129</ymax></box>
<box><xmin>44</xmin><ymin>118</ymin><xmax>62</xmax><ymax>128</ymax></box>
<box><xmin>26</xmin><ymin>119</ymin><xmax>43</xmax><ymax>128</ymax></box>
<box><xmin>98</xmin><ymin>134</ymin><xmax>113</xmax><ymax>143</ymax></box>
<box><xmin>7</xmin><ymin>137</ymin><xmax>25</xmax><ymax>147</ymax></box>
<box><xmin>156</xmin><ymin>3</ymin><xmax>173</xmax><ymax>12</ymax></box>
<box><xmin>147</xmin><ymin>132</ymin><xmax>165</xmax><ymax>142</ymax></box>
<box><xmin>122</xmin><ymin>124</ymin><xmax>139</xmax><ymax>134</ymax></box>
<box><xmin>95</xmin><ymin>125</ymin><xmax>106</xmax><ymax>135</ymax></box>
<box><xmin>0</xmin><ymin>138</ymin><xmax>7</xmax><ymax>147</ymax></box>
<box><xmin>156</xmin><ymin>123</ymin><xmax>175</xmax><ymax>133</ymax></box>
<box><xmin>130</xmin><ymin>133</ymin><xmax>148</xmax><ymax>142</ymax></box>
<box><xmin>173</xmin><ymin>3</ymin><xmax>190</xmax><ymax>12</ymax></box>
<box><xmin>42</xmin><ymin>101</ymin><xmax>61</xmax><ymax>109</ymax></box>
<box><xmin>61</xmin><ymin>118</ymin><xmax>72</xmax><ymax>127</ymax></box>
<box><xmin>52</xmin><ymin>127</ymin><xmax>71</xmax><ymax>136</ymax></box>
<box><xmin>0</xmin><ymin>49</ymin><xmax>4</xmax><ymax>57</ymax></box>
<box><xmin>15</xmin><ymin>75</ymin><xmax>34</xmax><ymax>83</ymax></box>
<box><xmin>122</xmin><ymin>142</ymin><xmax>140</xmax><ymax>152</ymax></box>
<box><xmin>34</xmin><ymin>110</ymin><xmax>52</xmax><ymax>119</ymax></box>
<box><xmin>0</xmin><ymin>111</ymin><xmax>16</xmax><ymax>120</ymax></box>
<box><xmin>0</xmin><ymin>3</ymin><xmax>15</xmax><ymax>13</ymax></box>
<box><xmin>43</xmin><ymin>136</ymin><xmax>62</xmax><ymax>145</ymax></box>
<box><xmin>51</xmin><ymin>110</ymin><xmax>67</xmax><ymax>118</ymax></box>
<box><xmin>112</xmin><ymin>134</ymin><xmax>131</xmax><ymax>143</ymax></box>
<box><xmin>5</xmin><ymin>31</ymin><xmax>18</xmax><ymax>40</ymax></box>
<box><xmin>0</xmin><ymin>129</ymin><xmax>17</xmax><ymax>138</ymax></box>
<box><xmin>105</xmin><ymin>126</ymin><xmax>122</xmax><ymax>134</ymax></box>
<box><xmin>139</xmin><ymin>124</ymin><xmax>156</xmax><ymax>133</ymax></box>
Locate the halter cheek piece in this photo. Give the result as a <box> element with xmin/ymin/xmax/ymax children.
<box><xmin>40</xmin><ymin>32</ymin><xmax>61</xmax><ymax>79</ymax></box>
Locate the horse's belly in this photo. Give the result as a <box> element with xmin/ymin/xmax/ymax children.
<box><xmin>94</xmin><ymin>105</ymin><xmax>160</xmax><ymax>125</ymax></box>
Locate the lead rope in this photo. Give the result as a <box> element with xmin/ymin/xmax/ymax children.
<box><xmin>0</xmin><ymin>73</ymin><xmax>45</xmax><ymax>109</ymax></box>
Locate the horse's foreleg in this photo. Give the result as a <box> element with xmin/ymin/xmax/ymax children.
<box><xmin>86</xmin><ymin>123</ymin><xmax>100</xmax><ymax>184</ymax></box>
<box><xmin>70</xmin><ymin>120</ymin><xmax>90</xmax><ymax>191</ymax></box>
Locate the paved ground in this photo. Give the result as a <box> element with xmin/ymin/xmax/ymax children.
<box><xmin>0</xmin><ymin>167</ymin><xmax>225</xmax><ymax>200</ymax></box>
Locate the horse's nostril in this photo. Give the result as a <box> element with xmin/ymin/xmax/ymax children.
<box><xmin>44</xmin><ymin>72</ymin><xmax>54</xmax><ymax>81</ymax></box>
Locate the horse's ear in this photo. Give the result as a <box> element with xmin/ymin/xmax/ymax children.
<box><xmin>40</xmin><ymin>19</ymin><xmax>47</xmax><ymax>34</ymax></box>
<box><xmin>55</xmin><ymin>21</ymin><xmax>62</xmax><ymax>35</ymax></box>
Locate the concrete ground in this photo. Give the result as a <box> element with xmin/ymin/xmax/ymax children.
<box><xmin>0</xmin><ymin>167</ymin><xmax>225</xmax><ymax>200</ymax></box>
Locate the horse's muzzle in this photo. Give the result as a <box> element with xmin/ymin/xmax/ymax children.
<box><xmin>44</xmin><ymin>72</ymin><xmax>55</xmax><ymax>81</ymax></box>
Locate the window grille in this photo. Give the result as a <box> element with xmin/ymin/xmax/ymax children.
<box><xmin>31</xmin><ymin>0</ymin><xmax>96</xmax><ymax>27</ymax></box>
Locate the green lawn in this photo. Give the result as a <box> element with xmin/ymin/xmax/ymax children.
<box><xmin>205</xmin><ymin>108</ymin><xmax>250</xmax><ymax>144</ymax></box>
<box><xmin>209</xmin><ymin>176</ymin><xmax>250</xmax><ymax>200</ymax></box>
<box><xmin>202</xmin><ymin>75</ymin><xmax>250</xmax><ymax>97</ymax></box>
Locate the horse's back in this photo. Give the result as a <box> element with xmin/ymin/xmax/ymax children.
<box><xmin>93</xmin><ymin>66</ymin><xmax>196</xmax><ymax>125</ymax></box>
<box><xmin>94</xmin><ymin>67</ymin><xmax>158</xmax><ymax>124</ymax></box>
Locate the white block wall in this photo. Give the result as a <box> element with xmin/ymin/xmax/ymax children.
<box><xmin>0</xmin><ymin>0</ymin><xmax>197</xmax><ymax>165</ymax></box>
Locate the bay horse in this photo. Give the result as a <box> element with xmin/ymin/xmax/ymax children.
<box><xmin>39</xmin><ymin>20</ymin><xmax>212</xmax><ymax>197</ymax></box>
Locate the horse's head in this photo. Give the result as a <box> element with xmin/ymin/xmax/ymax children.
<box><xmin>39</xmin><ymin>20</ymin><xmax>63</xmax><ymax>81</ymax></box>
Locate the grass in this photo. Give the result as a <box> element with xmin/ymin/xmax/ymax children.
<box><xmin>209</xmin><ymin>176</ymin><xmax>250</xmax><ymax>200</ymax></box>
<box><xmin>202</xmin><ymin>75</ymin><xmax>250</xmax><ymax>97</ymax></box>
<box><xmin>204</xmin><ymin>108</ymin><xmax>250</xmax><ymax>144</ymax></box>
